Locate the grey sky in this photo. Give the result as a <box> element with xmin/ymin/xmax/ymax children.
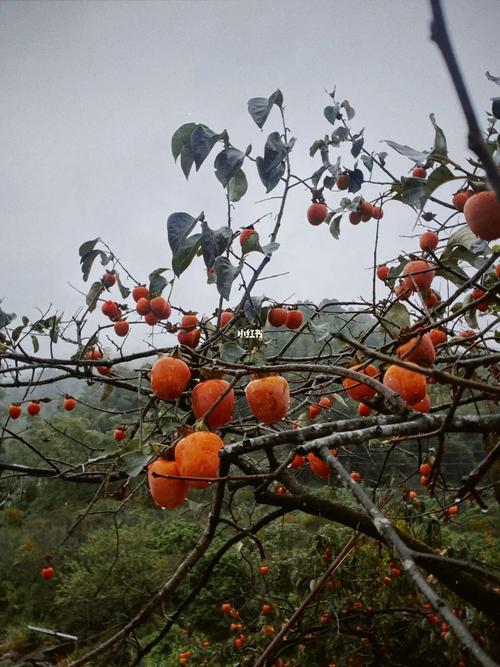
<box><xmin>1</xmin><ymin>0</ymin><xmax>499</xmax><ymax>349</ymax></box>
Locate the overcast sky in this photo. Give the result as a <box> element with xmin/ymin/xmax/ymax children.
<box><xmin>1</xmin><ymin>0</ymin><xmax>499</xmax><ymax>350</ymax></box>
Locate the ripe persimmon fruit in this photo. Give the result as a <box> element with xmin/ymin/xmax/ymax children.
<box><xmin>383</xmin><ymin>363</ymin><xmax>427</xmax><ymax>405</ymax></box>
<box><xmin>240</xmin><ymin>227</ymin><xmax>258</xmax><ymax>246</ymax></box>
<box><xmin>147</xmin><ymin>458</ymin><xmax>188</xmax><ymax>509</ymax></box>
<box><xmin>114</xmin><ymin>428</ymin><xmax>126</xmax><ymax>442</ymax></box>
<box><xmin>409</xmin><ymin>393</ymin><xmax>431</xmax><ymax>413</ymax></box>
<box><xmin>372</xmin><ymin>206</ymin><xmax>384</xmax><ymax>220</ymax></box>
<box><xmin>452</xmin><ymin>190</ymin><xmax>470</xmax><ymax>211</ymax></box>
<box><xmin>245</xmin><ymin>375</ymin><xmax>290</xmax><ymax>424</ymax></box>
<box><xmin>429</xmin><ymin>328</ymin><xmax>447</xmax><ymax>346</ymax></box>
<box><xmin>175</xmin><ymin>431</ymin><xmax>224</xmax><ymax>489</ymax></box>
<box><xmin>358</xmin><ymin>403</ymin><xmax>372</xmax><ymax>417</ymax></box>
<box><xmin>464</xmin><ymin>191</ymin><xmax>500</xmax><ymax>241</ymax></box>
<box><xmin>150</xmin><ymin>356</ymin><xmax>191</xmax><ymax>401</ymax></box>
<box><xmin>376</xmin><ymin>265</ymin><xmax>390</xmax><ymax>281</ymax></box>
<box><xmin>114</xmin><ymin>320</ymin><xmax>129</xmax><ymax>337</ymax></box>
<box><xmin>63</xmin><ymin>397</ymin><xmax>76</xmax><ymax>411</ymax></box>
<box><xmin>136</xmin><ymin>297</ymin><xmax>151</xmax><ymax>316</ymax></box>
<box><xmin>27</xmin><ymin>401</ymin><xmax>41</xmax><ymax>416</ymax></box>
<box><xmin>102</xmin><ymin>271</ymin><xmax>116</xmax><ymax>288</ymax></box>
<box><xmin>336</xmin><ymin>173</ymin><xmax>349</xmax><ymax>190</ymax></box>
<box><xmin>220</xmin><ymin>310</ymin><xmax>234</xmax><ymax>327</ymax></box>
<box><xmin>419</xmin><ymin>231</ymin><xmax>438</xmax><ymax>252</ymax></box>
<box><xmin>8</xmin><ymin>404</ymin><xmax>22</xmax><ymax>419</ymax></box>
<box><xmin>349</xmin><ymin>211</ymin><xmax>362</xmax><ymax>225</ymax></box>
<box><xmin>412</xmin><ymin>166</ymin><xmax>426</xmax><ymax>178</ymax></box>
<box><xmin>192</xmin><ymin>379</ymin><xmax>234</xmax><ymax>428</ymax></box>
<box><xmin>286</xmin><ymin>309</ymin><xmax>304</xmax><ymax>330</ymax></box>
<box><xmin>144</xmin><ymin>311</ymin><xmax>160</xmax><ymax>326</ymax></box>
<box><xmin>132</xmin><ymin>285</ymin><xmax>149</xmax><ymax>302</ymax></box>
<box><xmin>402</xmin><ymin>259</ymin><xmax>435</xmax><ymax>292</ymax></box>
<box><xmin>307</xmin><ymin>203</ymin><xmax>328</xmax><ymax>225</ymax></box>
<box><xmin>360</xmin><ymin>201</ymin><xmax>373</xmax><ymax>222</ymax></box>
<box><xmin>343</xmin><ymin>364</ymin><xmax>378</xmax><ymax>402</ymax></box>
<box><xmin>309</xmin><ymin>449</ymin><xmax>336</xmax><ymax>479</ymax></box>
<box><xmin>181</xmin><ymin>313</ymin><xmax>199</xmax><ymax>330</ymax></box>
<box><xmin>150</xmin><ymin>296</ymin><xmax>171</xmax><ymax>320</ymax></box>
<box><xmin>268</xmin><ymin>307</ymin><xmax>288</xmax><ymax>327</ymax></box>
<box><xmin>396</xmin><ymin>334</ymin><xmax>435</xmax><ymax>367</ymax></box>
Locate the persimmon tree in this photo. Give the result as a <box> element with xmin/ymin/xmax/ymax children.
<box><xmin>1</xmin><ymin>3</ymin><xmax>500</xmax><ymax>666</ymax></box>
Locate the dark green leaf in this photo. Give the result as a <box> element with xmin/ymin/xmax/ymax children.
<box><xmin>220</xmin><ymin>341</ymin><xmax>245</xmax><ymax>363</ymax></box>
<box><xmin>347</xmin><ymin>168</ymin><xmax>364</xmax><ymax>194</ymax></box>
<box><xmin>0</xmin><ymin>305</ymin><xmax>16</xmax><ymax>329</ymax></box>
<box><xmin>382</xmin><ymin>140</ymin><xmax>429</xmax><ymax>164</ymax></box>
<box><xmin>100</xmin><ymin>382</ymin><xmax>114</xmax><ymax>402</ymax></box>
<box><xmin>214</xmin><ymin>146</ymin><xmax>245</xmax><ymax>188</ymax></box>
<box><xmin>79</xmin><ymin>238</ymin><xmax>100</xmax><ymax>258</ymax></box>
<box><xmin>361</xmin><ymin>154</ymin><xmax>374</xmax><ymax>173</ymax></box>
<box><xmin>329</xmin><ymin>215</ymin><xmax>341</xmax><ymax>240</ymax></box>
<box><xmin>463</xmin><ymin>293</ymin><xmax>479</xmax><ymax>329</ymax></box>
<box><xmin>119</xmin><ymin>450</ymin><xmax>152</xmax><ymax>477</ymax></box>
<box><xmin>310</xmin><ymin>139</ymin><xmax>326</xmax><ymax>158</ymax></box>
<box><xmin>436</xmin><ymin>260</ymin><xmax>469</xmax><ymax>286</ymax></box>
<box><xmin>341</xmin><ymin>99</ymin><xmax>355</xmax><ymax>120</ymax></box>
<box><xmin>80</xmin><ymin>249</ymin><xmax>108</xmax><ymax>282</ymax></box>
<box><xmin>115</xmin><ymin>273</ymin><xmax>131</xmax><ymax>300</ymax></box>
<box><xmin>172</xmin><ymin>234</ymin><xmax>202</xmax><ymax>277</ymax></box>
<box><xmin>382</xmin><ymin>302</ymin><xmax>410</xmax><ymax>338</ymax></box>
<box><xmin>167</xmin><ymin>212</ymin><xmax>199</xmax><ymax>254</ymax></box>
<box><xmin>190</xmin><ymin>124</ymin><xmax>222</xmax><ymax>170</ymax></box>
<box><xmin>351</xmin><ymin>136</ymin><xmax>364</xmax><ymax>158</ymax></box>
<box><xmin>12</xmin><ymin>325</ymin><xmax>24</xmax><ymax>341</ymax></box>
<box><xmin>247</xmin><ymin>90</ymin><xmax>283</xmax><ymax>129</ymax></box>
<box><xmin>311</xmin><ymin>165</ymin><xmax>327</xmax><ymax>187</ymax></box>
<box><xmin>149</xmin><ymin>268</ymin><xmax>169</xmax><ymax>296</ymax></box>
<box><xmin>491</xmin><ymin>97</ymin><xmax>500</xmax><ymax>120</ymax></box>
<box><xmin>486</xmin><ymin>71</ymin><xmax>500</xmax><ymax>85</ymax></box>
<box><xmin>171</xmin><ymin>123</ymin><xmax>197</xmax><ymax>161</ymax></box>
<box><xmin>392</xmin><ymin>177</ymin><xmax>428</xmax><ymax>208</ymax></box>
<box><xmin>214</xmin><ymin>256</ymin><xmax>239</xmax><ymax>300</ymax></box>
<box><xmin>200</xmin><ymin>222</ymin><xmax>232</xmax><ymax>268</ymax></box>
<box><xmin>180</xmin><ymin>144</ymin><xmax>195</xmax><ymax>179</ymax></box>
<box><xmin>425</xmin><ymin>165</ymin><xmax>454</xmax><ymax>199</ymax></box>
<box><xmin>256</xmin><ymin>132</ymin><xmax>295</xmax><ymax>193</ymax></box>
<box><xmin>86</xmin><ymin>281</ymin><xmax>103</xmax><ymax>312</ymax></box>
<box><xmin>228</xmin><ymin>169</ymin><xmax>248</xmax><ymax>202</ymax></box>
<box><xmin>324</xmin><ymin>103</ymin><xmax>340</xmax><ymax>126</ymax></box>
<box><xmin>331</xmin><ymin>127</ymin><xmax>349</xmax><ymax>145</ymax></box>
<box><xmin>31</xmin><ymin>335</ymin><xmax>39</xmax><ymax>353</ymax></box>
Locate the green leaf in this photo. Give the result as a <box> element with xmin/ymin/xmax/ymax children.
<box><xmin>391</xmin><ymin>177</ymin><xmax>428</xmax><ymax>208</ymax></box>
<box><xmin>260</xmin><ymin>242</ymin><xmax>280</xmax><ymax>256</ymax></box>
<box><xmin>382</xmin><ymin>140</ymin><xmax>429</xmax><ymax>164</ymax></box>
<box><xmin>0</xmin><ymin>305</ymin><xmax>16</xmax><ymax>329</ymax></box>
<box><xmin>167</xmin><ymin>211</ymin><xmax>199</xmax><ymax>255</ymax></box>
<box><xmin>429</xmin><ymin>113</ymin><xmax>447</xmax><ymax>157</ymax></box>
<box><xmin>382</xmin><ymin>302</ymin><xmax>410</xmax><ymax>338</ymax></box>
<box><xmin>172</xmin><ymin>234</ymin><xmax>202</xmax><ymax>277</ymax></box>
<box><xmin>149</xmin><ymin>268</ymin><xmax>169</xmax><ymax>296</ymax></box>
<box><xmin>341</xmin><ymin>99</ymin><xmax>355</xmax><ymax>120</ymax></box>
<box><xmin>425</xmin><ymin>165</ymin><xmax>454</xmax><ymax>198</ymax></box>
<box><xmin>180</xmin><ymin>144</ymin><xmax>195</xmax><ymax>179</ymax></box>
<box><xmin>228</xmin><ymin>169</ymin><xmax>248</xmax><ymax>202</ymax></box>
<box><xmin>200</xmin><ymin>222</ymin><xmax>232</xmax><ymax>268</ymax></box>
<box><xmin>79</xmin><ymin>238</ymin><xmax>100</xmax><ymax>258</ymax></box>
<box><xmin>115</xmin><ymin>273</ymin><xmax>131</xmax><ymax>300</ymax></box>
<box><xmin>486</xmin><ymin>71</ymin><xmax>500</xmax><ymax>85</ymax></box>
<box><xmin>436</xmin><ymin>259</ymin><xmax>470</xmax><ymax>286</ymax></box>
<box><xmin>31</xmin><ymin>335</ymin><xmax>39</xmax><ymax>353</ymax></box>
<box><xmin>80</xmin><ymin>249</ymin><xmax>109</xmax><ymax>282</ymax></box>
<box><xmin>463</xmin><ymin>292</ymin><xmax>479</xmax><ymax>329</ymax></box>
<box><xmin>220</xmin><ymin>341</ymin><xmax>245</xmax><ymax>363</ymax></box>
<box><xmin>324</xmin><ymin>103</ymin><xmax>340</xmax><ymax>126</ymax></box>
<box><xmin>308</xmin><ymin>320</ymin><xmax>331</xmax><ymax>342</ymax></box>
<box><xmin>100</xmin><ymin>383</ymin><xmax>114</xmax><ymax>402</ymax></box>
<box><xmin>119</xmin><ymin>450</ymin><xmax>152</xmax><ymax>477</ymax></box>
<box><xmin>12</xmin><ymin>325</ymin><xmax>24</xmax><ymax>342</ymax></box>
<box><xmin>214</xmin><ymin>256</ymin><xmax>239</xmax><ymax>301</ymax></box>
<box><xmin>329</xmin><ymin>215</ymin><xmax>341</xmax><ymax>240</ymax></box>
<box><xmin>248</xmin><ymin>90</ymin><xmax>283</xmax><ymax>129</ymax></box>
<box><xmin>214</xmin><ymin>146</ymin><xmax>245</xmax><ymax>188</ymax></box>
<box><xmin>86</xmin><ymin>281</ymin><xmax>103</xmax><ymax>312</ymax></box>
<box><xmin>445</xmin><ymin>227</ymin><xmax>489</xmax><ymax>253</ymax></box>
<box><xmin>171</xmin><ymin>123</ymin><xmax>197</xmax><ymax>161</ymax></box>
<box><xmin>190</xmin><ymin>124</ymin><xmax>223</xmax><ymax>170</ymax></box>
